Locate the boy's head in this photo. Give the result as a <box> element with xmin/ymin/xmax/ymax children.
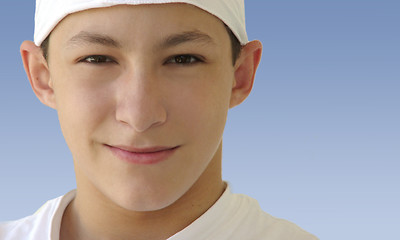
<box><xmin>21</xmin><ymin>1</ymin><xmax>262</xmax><ymax>212</ymax></box>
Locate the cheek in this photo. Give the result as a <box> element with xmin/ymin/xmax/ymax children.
<box><xmin>52</xmin><ymin>69</ymin><xmax>115</xmax><ymax>157</ymax></box>
<box><xmin>170</xmin><ymin>67</ymin><xmax>233</xmax><ymax>148</ymax></box>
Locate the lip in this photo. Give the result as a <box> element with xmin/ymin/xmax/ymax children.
<box><xmin>105</xmin><ymin>144</ymin><xmax>178</xmax><ymax>165</ymax></box>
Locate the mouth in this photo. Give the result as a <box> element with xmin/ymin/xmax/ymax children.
<box><xmin>105</xmin><ymin>144</ymin><xmax>179</xmax><ymax>165</ymax></box>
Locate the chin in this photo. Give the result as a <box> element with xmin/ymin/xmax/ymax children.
<box><xmin>107</xmin><ymin>184</ymin><xmax>187</xmax><ymax>212</ymax></box>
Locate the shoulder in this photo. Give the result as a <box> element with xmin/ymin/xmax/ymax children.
<box><xmin>0</xmin><ymin>208</ymin><xmax>50</xmax><ymax>240</ymax></box>
<box><xmin>229</xmin><ymin>192</ymin><xmax>319</xmax><ymax>240</ymax></box>
<box><xmin>0</xmin><ymin>191</ymin><xmax>75</xmax><ymax>240</ymax></box>
<box><xmin>171</xmin><ymin>184</ymin><xmax>318</xmax><ymax>240</ymax></box>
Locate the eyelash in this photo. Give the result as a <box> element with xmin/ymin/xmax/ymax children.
<box><xmin>78</xmin><ymin>54</ymin><xmax>204</xmax><ymax>65</ymax></box>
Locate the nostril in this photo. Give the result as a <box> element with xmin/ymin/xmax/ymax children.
<box><xmin>115</xmin><ymin>100</ymin><xmax>167</xmax><ymax>132</ymax></box>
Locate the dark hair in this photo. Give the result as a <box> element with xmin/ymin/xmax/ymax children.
<box><xmin>41</xmin><ymin>25</ymin><xmax>242</xmax><ymax>65</ymax></box>
<box><xmin>224</xmin><ymin>24</ymin><xmax>243</xmax><ymax>65</ymax></box>
<box><xmin>41</xmin><ymin>35</ymin><xmax>50</xmax><ymax>61</ymax></box>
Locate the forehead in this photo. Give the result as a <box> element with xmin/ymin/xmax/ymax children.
<box><xmin>50</xmin><ymin>4</ymin><xmax>228</xmax><ymax>48</ymax></box>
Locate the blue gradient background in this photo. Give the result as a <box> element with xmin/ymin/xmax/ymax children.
<box><xmin>1</xmin><ymin>1</ymin><xmax>399</xmax><ymax>239</ymax></box>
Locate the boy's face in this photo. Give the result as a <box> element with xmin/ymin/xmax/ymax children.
<box><xmin>46</xmin><ymin>4</ymin><xmax>236</xmax><ymax>211</ymax></box>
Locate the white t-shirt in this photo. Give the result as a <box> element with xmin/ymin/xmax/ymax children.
<box><xmin>0</xmin><ymin>185</ymin><xmax>318</xmax><ymax>240</ymax></box>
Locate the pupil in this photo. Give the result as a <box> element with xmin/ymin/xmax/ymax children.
<box><xmin>96</xmin><ymin>56</ymin><xmax>105</xmax><ymax>62</ymax></box>
<box><xmin>176</xmin><ymin>56</ymin><xmax>189</xmax><ymax>63</ymax></box>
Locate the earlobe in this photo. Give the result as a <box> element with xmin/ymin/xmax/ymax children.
<box><xmin>230</xmin><ymin>40</ymin><xmax>263</xmax><ymax>108</ymax></box>
<box><xmin>20</xmin><ymin>40</ymin><xmax>56</xmax><ymax>109</ymax></box>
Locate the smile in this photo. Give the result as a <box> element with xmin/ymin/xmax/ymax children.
<box><xmin>105</xmin><ymin>144</ymin><xmax>179</xmax><ymax>165</ymax></box>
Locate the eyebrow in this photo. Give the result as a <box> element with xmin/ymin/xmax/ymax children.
<box><xmin>159</xmin><ymin>30</ymin><xmax>215</xmax><ymax>49</ymax></box>
<box><xmin>65</xmin><ymin>30</ymin><xmax>215</xmax><ymax>50</ymax></box>
<box><xmin>66</xmin><ymin>31</ymin><xmax>122</xmax><ymax>48</ymax></box>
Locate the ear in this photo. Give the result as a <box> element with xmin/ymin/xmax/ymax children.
<box><xmin>20</xmin><ymin>40</ymin><xmax>56</xmax><ymax>109</ymax></box>
<box><xmin>230</xmin><ymin>40</ymin><xmax>262</xmax><ymax>108</ymax></box>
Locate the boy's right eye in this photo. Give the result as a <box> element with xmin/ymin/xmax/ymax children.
<box><xmin>79</xmin><ymin>55</ymin><xmax>116</xmax><ymax>64</ymax></box>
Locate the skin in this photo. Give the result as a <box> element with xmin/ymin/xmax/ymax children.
<box><xmin>21</xmin><ymin>4</ymin><xmax>262</xmax><ymax>240</ymax></box>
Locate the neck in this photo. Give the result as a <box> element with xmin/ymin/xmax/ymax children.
<box><xmin>60</xmin><ymin>146</ymin><xmax>225</xmax><ymax>240</ymax></box>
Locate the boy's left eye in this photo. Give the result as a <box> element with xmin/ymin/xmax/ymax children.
<box><xmin>165</xmin><ymin>55</ymin><xmax>202</xmax><ymax>65</ymax></box>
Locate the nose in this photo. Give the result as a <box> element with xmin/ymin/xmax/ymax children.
<box><xmin>115</xmin><ymin>69</ymin><xmax>167</xmax><ymax>133</ymax></box>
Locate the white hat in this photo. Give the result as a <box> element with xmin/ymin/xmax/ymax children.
<box><xmin>34</xmin><ymin>0</ymin><xmax>248</xmax><ymax>46</ymax></box>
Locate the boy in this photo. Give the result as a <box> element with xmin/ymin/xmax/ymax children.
<box><xmin>0</xmin><ymin>0</ymin><xmax>318</xmax><ymax>239</ymax></box>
